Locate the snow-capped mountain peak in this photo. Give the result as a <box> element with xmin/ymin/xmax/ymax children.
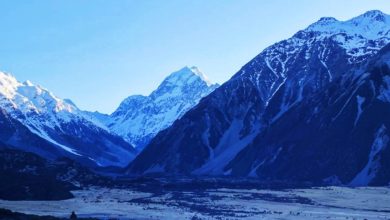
<box><xmin>159</xmin><ymin>66</ymin><xmax>214</xmax><ymax>89</ymax></box>
<box><xmin>0</xmin><ymin>71</ymin><xmax>137</xmax><ymax>167</ymax></box>
<box><xmin>189</xmin><ymin>66</ymin><xmax>213</xmax><ymax>86</ymax></box>
<box><xmin>23</xmin><ymin>80</ymin><xmax>34</xmax><ymax>87</ymax></box>
<box><xmin>284</xmin><ymin>10</ymin><xmax>390</xmax><ymax>64</ymax></box>
<box><xmin>150</xmin><ymin>66</ymin><xmax>218</xmax><ymax>103</ymax></box>
<box><xmin>359</xmin><ymin>9</ymin><xmax>387</xmax><ymax>20</ymax></box>
<box><xmin>0</xmin><ymin>72</ymin><xmax>20</xmax><ymax>99</ymax></box>
<box><xmin>95</xmin><ymin>66</ymin><xmax>219</xmax><ymax>150</ymax></box>
<box><xmin>306</xmin><ymin>10</ymin><xmax>390</xmax><ymax>39</ymax></box>
<box><xmin>313</xmin><ymin>17</ymin><xmax>339</xmax><ymax>26</ymax></box>
<box><xmin>0</xmin><ymin>72</ymin><xmax>76</xmax><ymax>114</ymax></box>
<box><xmin>127</xmin><ymin>11</ymin><xmax>390</xmax><ymax>185</ymax></box>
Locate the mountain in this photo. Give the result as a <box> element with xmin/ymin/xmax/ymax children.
<box><xmin>224</xmin><ymin>44</ymin><xmax>390</xmax><ymax>186</ymax></box>
<box><xmin>0</xmin><ymin>73</ymin><xmax>136</xmax><ymax>167</ymax></box>
<box><xmin>93</xmin><ymin>66</ymin><xmax>219</xmax><ymax>150</ymax></box>
<box><xmin>127</xmin><ymin>10</ymin><xmax>390</xmax><ymax>186</ymax></box>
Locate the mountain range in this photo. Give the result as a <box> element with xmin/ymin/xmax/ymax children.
<box><xmin>1</xmin><ymin>10</ymin><xmax>390</xmax><ymax>187</ymax></box>
<box><xmin>127</xmin><ymin>10</ymin><xmax>390</xmax><ymax>186</ymax></box>
<box><xmin>0</xmin><ymin>66</ymin><xmax>217</xmax><ymax>167</ymax></box>
<box><xmin>0</xmin><ymin>73</ymin><xmax>137</xmax><ymax>167</ymax></box>
<box><xmin>86</xmin><ymin>66</ymin><xmax>219</xmax><ymax>150</ymax></box>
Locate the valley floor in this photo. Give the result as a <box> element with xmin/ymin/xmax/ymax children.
<box><xmin>0</xmin><ymin>185</ymin><xmax>389</xmax><ymax>219</ymax></box>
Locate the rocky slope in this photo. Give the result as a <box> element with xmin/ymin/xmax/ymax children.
<box><xmin>127</xmin><ymin>10</ymin><xmax>390</xmax><ymax>186</ymax></box>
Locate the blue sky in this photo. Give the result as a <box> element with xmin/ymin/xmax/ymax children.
<box><xmin>1</xmin><ymin>0</ymin><xmax>389</xmax><ymax>113</ymax></box>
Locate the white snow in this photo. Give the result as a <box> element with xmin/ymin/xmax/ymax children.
<box><xmin>0</xmin><ymin>186</ymin><xmax>389</xmax><ymax>219</ymax></box>
<box><xmin>354</xmin><ymin>95</ymin><xmax>365</xmax><ymax>126</ymax></box>
<box><xmin>332</xmin><ymin>86</ymin><xmax>361</xmax><ymax>122</ymax></box>
<box><xmin>0</xmin><ymin>72</ymin><xmax>112</xmax><ymax>131</ymax></box>
<box><xmin>318</xmin><ymin>44</ymin><xmax>333</xmax><ymax>81</ymax></box>
<box><xmin>23</xmin><ymin>123</ymin><xmax>82</xmax><ymax>156</ymax></box>
<box><xmin>0</xmin><ymin>72</ymin><xmax>82</xmax><ymax>146</ymax></box>
<box><xmin>0</xmin><ymin>72</ymin><xmax>77</xmax><ymax>115</ymax></box>
<box><xmin>193</xmin><ymin>119</ymin><xmax>260</xmax><ymax>175</ymax></box>
<box><xmin>102</xmin><ymin>66</ymin><xmax>218</xmax><ymax>149</ymax></box>
<box><xmin>306</xmin><ymin>10</ymin><xmax>390</xmax><ymax>58</ymax></box>
<box><xmin>350</xmin><ymin>125</ymin><xmax>389</xmax><ymax>186</ymax></box>
<box><xmin>0</xmin><ymin>71</ymin><xmax>135</xmax><ymax>166</ymax></box>
<box><xmin>248</xmin><ymin>160</ymin><xmax>265</xmax><ymax>177</ymax></box>
<box><xmin>265</xmin><ymin>58</ymin><xmax>278</xmax><ymax>78</ymax></box>
<box><xmin>307</xmin><ymin>10</ymin><xmax>390</xmax><ymax>40</ymax></box>
<box><xmin>188</xmin><ymin>66</ymin><xmax>213</xmax><ymax>87</ymax></box>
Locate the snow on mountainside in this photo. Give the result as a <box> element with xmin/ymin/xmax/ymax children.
<box><xmin>96</xmin><ymin>66</ymin><xmax>219</xmax><ymax>150</ymax></box>
<box><xmin>0</xmin><ymin>72</ymin><xmax>136</xmax><ymax>167</ymax></box>
<box><xmin>226</xmin><ymin>44</ymin><xmax>390</xmax><ymax>186</ymax></box>
<box><xmin>307</xmin><ymin>10</ymin><xmax>390</xmax><ymax>40</ymax></box>
<box><xmin>127</xmin><ymin>10</ymin><xmax>390</xmax><ymax>185</ymax></box>
<box><xmin>305</xmin><ymin>10</ymin><xmax>390</xmax><ymax>62</ymax></box>
<box><xmin>0</xmin><ymin>73</ymin><xmax>76</xmax><ymax>117</ymax></box>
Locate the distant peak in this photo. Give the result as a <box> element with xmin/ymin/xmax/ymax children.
<box><xmin>318</xmin><ymin>17</ymin><xmax>338</xmax><ymax>23</ymax></box>
<box><xmin>307</xmin><ymin>17</ymin><xmax>338</xmax><ymax>30</ymax></box>
<box><xmin>179</xmin><ymin>66</ymin><xmax>200</xmax><ymax>74</ymax></box>
<box><xmin>0</xmin><ymin>72</ymin><xmax>21</xmax><ymax>92</ymax></box>
<box><xmin>188</xmin><ymin>66</ymin><xmax>201</xmax><ymax>73</ymax></box>
<box><xmin>188</xmin><ymin>66</ymin><xmax>213</xmax><ymax>86</ymax></box>
<box><xmin>306</xmin><ymin>16</ymin><xmax>338</xmax><ymax>30</ymax></box>
<box><xmin>362</xmin><ymin>10</ymin><xmax>386</xmax><ymax>17</ymax></box>
<box><xmin>23</xmin><ymin>80</ymin><xmax>34</xmax><ymax>86</ymax></box>
<box><xmin>0</xmin><ymin>71</ymin><xmax>17</xmax><ymax>82</ymax></box>
<box><xmin>0</xmin><ymin>72</ymin><xmax>36</xmax><ymax>89</ymax></box>
<box><xmin>351</xmin><ymin>10</ymin><xmax>388</xmax><ymax>22</ymax></box>
<box><xmin>304</xmin><ymin>10</ymin><xmax>390</xmax><ymax>40</ymax></box>
<box><xmin>0</xmin><ymin>70</ymin><xmax>78</xmax><ymax>114</ymax></box>
<box><xmin>166</xmin><ymin>66</ymin><xmax>213</xmax><ymax>87</ymax></box>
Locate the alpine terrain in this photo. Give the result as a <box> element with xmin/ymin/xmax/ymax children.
<box><xmin>0</xmin><ymin>73</ymin><xmax>136</xmax><ymax>168</ymax></box>
<box><xmin>88</xmin><ymin>66</ymin><xmax>219</xmax><ymax>150</ymax></box>
<box><xmin>128</xmin><ymin>10</ymin><xmax>390</xmax><ymax>186</ymax></box>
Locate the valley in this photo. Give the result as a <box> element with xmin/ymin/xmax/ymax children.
<box><xmin>0</xmin><ymin>180</ymin><xmax>389</xmax><ymax>219</ymax></box>
<box><xmin>1</xmin><ymin>7</ymin><xmax>390</xmax><ymax>220</ymax></box>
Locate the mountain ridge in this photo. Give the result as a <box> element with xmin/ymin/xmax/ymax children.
<box><xmin>127</xmin><ymin>10</ymin><xmax>390</xmax><ymax>186</ymax></box>
<box><xmin>90</xmin><ymin>66</ymin><xmax>219</xmax><ymax>150</ymax></box>
<box><xmin>0</xmin><ymin>72</ymin><xmax>136</xmax><ymax>167</ymax></box>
